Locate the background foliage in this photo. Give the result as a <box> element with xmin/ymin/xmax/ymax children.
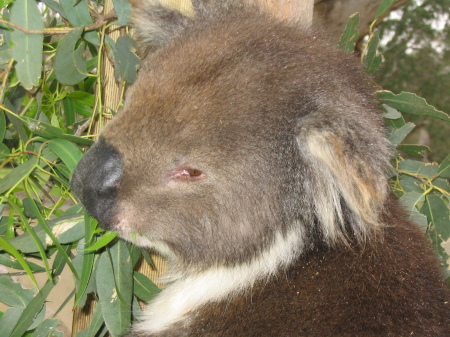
<box><xmin>0</xmin><ymin>0</ymin><xmax>449</xmax><ymax>336</ymax></box>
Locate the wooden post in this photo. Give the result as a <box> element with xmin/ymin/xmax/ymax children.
<box><xmin>72</xmin><ymin>0</ymin><xmax>313</xmax><ymax>335</ymax></box>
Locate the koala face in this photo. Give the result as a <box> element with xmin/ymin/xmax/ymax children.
<box><xmin>71</xmin><ymin>1</ymin><xmax>389</xmax><ymax>272</ymax></box>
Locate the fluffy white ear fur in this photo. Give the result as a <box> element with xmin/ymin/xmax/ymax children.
<box><xmin>133</xmin><ymin>228</ymin><xmax>305</xmax><ymax>334</ymax></box>
<box><xmin>302</xmin><ymin>130</ymin><xmax>388</xmax><ymax>244</ymax></box>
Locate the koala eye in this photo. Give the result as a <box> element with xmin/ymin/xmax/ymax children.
<box><xmin>172</xmin><ymin>167</ymin><xmax>205</xmax><ymax>181</ymax></box>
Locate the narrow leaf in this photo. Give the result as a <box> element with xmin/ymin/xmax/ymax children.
<box><xmin>0</xmin><ymin>276</ymin><xmax>35</xmax><ymax>308</ymax></box>
<box><xmin>48</xmin><ymin>138</ymin><xmax>84</xmax><ymax>175</ymax></box>
<box><xmin>133</xmin><ymin>271</ymin><xmax>160</xmax><ymax>302</ymax></box>
<box><xmin>373</xmin><ymin>0</ymin><xmax>397</xmax><ymax>22</ymax></box>
<box><xmin>10</xmin><ymin>0</ymin><xmax>44</xmax><ymax>89</ymax></box>
<box><xmin>96</xmin><ymin>240</ymin><xmax>133</xmax><ymax>337</ymax></box>
<box><xmin>363</xmin><ymin>30</ymin><xmax>382</xmax><ymax>74</ymax></box>
<box><xmin>84</xmin><ymin>231</ymin><xmax>118</xmax><ymax>251</ymax></box>
<box><xmin>0</xmin><ymin>156</ymin><xmax>38</xmax><ymax>195</ymax></box>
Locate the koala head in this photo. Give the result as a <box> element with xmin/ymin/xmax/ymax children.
<box><xmin>71</xmin><ymin>0</ymin><xmax>390</xmax><ymax>273</ymax></box>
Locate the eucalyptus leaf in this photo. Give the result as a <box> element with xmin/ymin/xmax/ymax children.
<box><xmin>113</xmin><ymin>0</ymin><xmax>132</xmax><ymax>26</ymax></box>
<box><xmin>134</xmin><ymin>271</ymin><xmax>160</xmax><ymax>302</ymax></box>
<box><xmin>0</xmin><ymin>276</ymin><xmax>35</xmax><ymax>308</ymax></box>
<box><xmin>377</xmin><ymin>91</ymin><xmax>450</xmax><ymax>122</ymax></box>
<box><xmin>0</xmin><ymin>306</ymin><xmax>23</xmax><ymax>337</ymax></box>
<box><xmin>421</xmin><ymin>195</ymin><xmax>450</xmax><ymax>241</ymax></box>
<box><xmin>438</xmin><ymin>154</ymin><xmax>450</xmax><ymax>178</ymax></box>
<box><xmin>54</xmin><ymin>28</ymin><xmax>88</xmax><ymax>85</ymax></box>
<box><xmin>387</xmin><ymin>122</ymin><xmax>415</xmax><ymax>146</ymax></box>
<box><xmin>373</xmin><ymin>0</ymin><xmax>397</xmax><ymax>23</ymax></box>
<box><xmin>396</xmin><ymin>144</ymin><xmax>429</xmax><ymax>158</ymax></box>
<box><xmin>9</xmin><ymin>280</ymin><xmax>56</xmax><ymax>337</ymax></box>
<box><xmin>363</xmin><ymin>30</ymin><xmax>382</xmax><ymax>74</ymax></box>
<box><xmin>0</xmin><ymin>110</ymin><xmax>5</xmax><ymax>141</ymax></box>
<box><xmin>338</xmin><ymin>13</ymin><xmax>359</xmax><ymax>53</ymax></box>
<box><xmin>96</xmin><ymin>240</ymin><xmax>133</xmax><ymax>337</ymax></box>
<box><xmin>10</xmin><ymin>0</ymin><xmax>44</xmax><ymax>89</ymax></box>
<box><xmin>48</xmin><ymin>138</ymin><xmax>84</xmax><ymax>175</ymax></box>
<box><xmin>400</xmin><ymin>191</ymin><xmax>425</xmax><ymax>212</ymax></box>
<box><xmin>0</xmin><ymin>156</ymin><xmax>38</xmax><ymax>195</ymax></box>
<box><xmin>113</xmin><ymin>34</ymin><xmax>140</xmax><ymax>83</ymax></box>
<box><xmin>31</xmin><ymin>318</ymin><xmax>63</xmax><ymax>337</ymax></box>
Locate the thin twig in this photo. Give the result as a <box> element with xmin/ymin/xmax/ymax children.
<box><xmin>0</xmin><ymin>9</ymin><xmax>117</xmax><ymax>35</ymax></box>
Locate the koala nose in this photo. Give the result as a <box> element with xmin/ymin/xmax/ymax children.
<box><xmin>71</xmin><ymin>138</ymin><xmax>123</xmax><ymax>229</ymax></box>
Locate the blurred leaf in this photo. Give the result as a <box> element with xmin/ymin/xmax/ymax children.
<box><xmin>0</xmin><ymin>276</ymin><xmax>35</xmax><ymax>307</ymax></box>
<box><xmin>410</xmin><ymin>208</ymin><xmax>428</xmax><ymax>231</ymax></box>
<box><xmin>113</xmin><ymin>0</ymin><xmax>132</xmax><ymax>26</ymax></box>
<box><xmin>0</xmin><ymin>253</ymin><xmax>45</xmax><ymax>272</ymax></box>
<box><xmin>133</xmin><ymin>271</ymin><xmax>160</xmax><ymax>302</ymax></box>
<box><xmin>363</xmin><ymin>30</ymin><xmax>382</xmax><ymax>74</ymax></box>
<box><xmin>382</xmin><ymin>104</ymin><xmax>402</xmax><ymax>120</ymax></box>
<box><xmin>23</xmin><ymin>197</ymin><xmax>42</xmax><ymax>218</ymax></box>
<box><xmin>0</xmin><ymin>110</ymin><xmax>5</xmax><ymax>141</ymax></box>
<box><xmin>0</xmin><ymin>236</ymin><xmax>38</xmax><ymax>288</ymax></box>
<box><xmin>67</xmin><ymin>91</ymin><xmax>95</xmax><ymax>107</ymax></box>
<box><xmin>338</xmin><ymin>13</ymin><xmax>359</xmax><ymax>53</ymax></box>
<box><xmin>10</xmin><ymin>0</ymin><xmax>44</xmax><ymax>89</ymax></box>
<box><xmin>113</xmin><ymin>34</ymin><xmax>140</xmax><ymax>83</ymax></box>
<box><xmin>48</xmin><ymin>138</ymin><xmax>84</xmax><ymax>175</ymax></box>
<box><xmin>377</xmin><ymin>91</ymin><xmax>450</xmax><ymax>122</ymax></box>
<box><xmin>0</xmin><ymin>156</ymin><xmax>38</xmax><ymax>195</ymax></box>
<box><xmin>9</xmin><ymin>279</ymin><xmax>56</xmax><ymax>337</ymax></box>
<box><xmin>421</xmin><ymin>195</ymin><xmax>450</xmax><ymax>241</ymax></box>
<box><xmin>59</xmin><ymin>0</ymin><xmax>99</xmax><ymax>46</ymax></box>
<box><xmin>0</xmin><ymin>307</ymin><xmax>23</xmax><ymax>337</ymax></box>
<box><xmin>438</xmin><ymin>154</ymin><xmax>450</xmax><ymax>178</ymax></box>
<box><xmin>73</xmin><ymin>239</ymin><xmax>96</xmax><ymax>308</ymax></box>
<box><xmin>373</xmin><ymin>0</ymin><xmax>397</xmax><ymax>23</ymax></box>
<box><xmin>434</xmin><ymin>178</ymin><xmax>449</xmax><ymax>194</ymax></box>
<box><xmin>54</xmin><ymin>28</ymin><xmax>88</xmax><ymax>85</ymax></box>
<box><xmin>96</xmin><ymin>240</ymin><xmax>133</xmax><ymax>337</ymax></box>
<box><xmin>397</xmin><ymin>144</ymin><xmax>429</xmax><ymax>158</ymax></box>
<box><xmin>31</xmin><ymin>318</ymin><xmax>63</xmax><ymax>337</ymax></box>
<box><xmin>388</xmin><ymin>122</ymin><xmax>415</xmax><ymax>146</ymax></box>
<box><xmin>40</xmin><ymin>0</ymin><xmax>65</xmax><ymax>18</ymax></box>
<box><xmin>0</xmin><ymin>143</ymin><xmax>10</xmax><ymax>161</ymax></box>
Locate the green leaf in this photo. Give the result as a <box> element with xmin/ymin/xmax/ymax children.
<box><xmin>96</xmin><ymin>240</ymin><xmax>133</xmax><ymax>337</ymax></box>
<box><xmin>396</xmin><ymin>144</ymin><xmax>429</xmax><ymax>158</ymax></box>
<box><xmin>31</xmin><ymin>318</ymin><xmax>63</xmax><ymax>337</ymax></box>
<box><xmin>400</xmin><ymin>191</ymin><xmax>425</xmax><ymax>212</ymax></box>
<box><xmin>0</xmin><ymin>253</ymin><xmax>45</xmax><ymax>272</ymax></box>
<box><xmin>10</xmin><ymin>0</ymin><xmax>44</xmax><ymax>89</ymax></box>
<box><xmin>438</xmin><ymin>154</ymin><xmax>450</xmax><ymax>178</ymax></box>
<box><xmin>0</xmin><ymin>276</ymin><xmax>35</xmax><ymax>307</ymax></box>
<box><xmin>113</xmin><ymin>0</ymin><xmax>132</xmax><ymax>26</ymax></box>
<box><xmin>20</xmin><ymin>116</ymin><xmax>94</xmax><ymax>145</ymax></box>
<box><xmin>373</xmin><ymin>0</ymin><xmax>397</xmax><ymax>23</ymax></box>
<box><xmin>0</xmin><ymin>156</ymin><xmax>38</xmax><ymax>195</ymax></box>
<box><xmin>382</xmin><ymin>104</ymin><xmax>402</xmax><ymax>120</ymax></box>
<box><xmin>421</xmin><ymin>195</ymin><xmax>450</xmax><ymax>240</ymax></box>
<box><xmin>84</xmin><ymin>231</ymin><xmax>118</xmax><ymax>251</ymax></box>
<box><xmin>9</xmin><ymin>279</ymin><xmax>56</xmax><ymax>337</ymax></box>
<box><xmin>59</xmin><ymin>0</ymin><xmax>99</xmax><ymax>46</ymax></box>
<box><xmin>363</xmin><ymin>30</ymin><xmax>382</xmax><ymax>74</ymax></box>
<box><xmin>387</xmin><ymin>122</ymin><xmax>415</xmax><ymax>146</ymax></box>
<box><xmin>0</xmin><ymin>307</ymin><xmax>23</xmax><ymax>337</ymax></box>
<box><xmin>410</xmin><ymin>208</ymin><xmax>428</xmax><ymax>231</ymax></box>
<box><xmin>338</xmin><ymin>13</ymin><xmax>360</xmax><ymax>53</ymax></box>
<box><xmin>113</xmin><ymin>34</ymin><xmax>140</xmax><ymax>83</ymax></box>
<box><xmin>133</xmin><ymin>271</ymin><xmax>160</xmax><ymax>302</ymax></box>
<box><xmin>48</xmin><ymin>138</ymin><xmax>84</xmax><ymax>175</ymax></box>
<box><xmin>0</xmin><ymin>236</ymin><xmax>38</xmax><ymax>288</ymax></box>
<box><xmin>5</xmin><ymin>214</ymin><xmax>84</xmax><ymax>253</ymax></box>
<box><xmin>377</xmin><ymin>91</ymin><xmax>450</xmax><ymax>122</ymax></box>
<box><xmin>0</xmin><ymin>110</ymin><xmax>5</xmax><ymax>142</ymax></box>
<box><xmin>398</xmin><ymin>174</ymin><xmax>422</xmax><ymax>193</ymax></box>
<box><xmin>54</xmin><ymin>28</ymin><xmax>88</xmax><ymax>85</ymax></box>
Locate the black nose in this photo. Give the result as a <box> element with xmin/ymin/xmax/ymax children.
<box><xmin>71</xmin><ymin>138</ymin><xmax>123</xmax><ymax>229</ymax></box>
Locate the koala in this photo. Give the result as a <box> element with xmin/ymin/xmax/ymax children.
<box><xmin>71</xmin><ymin>1</ymin><xmax>450</xmax><ymax>336</ymax></box>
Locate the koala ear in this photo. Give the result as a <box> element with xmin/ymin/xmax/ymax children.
<box><xmin>131</xmin><ymin>0</ymin><xmax>196</xmax><ymax>55</ymax></box>
<box><xmin>297</xmin><ymin>114</ymin><xmax>390</xmax><ymax>244</ymax></box>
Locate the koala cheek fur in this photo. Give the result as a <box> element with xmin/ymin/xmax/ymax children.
<box><xmin>71</xmin><ymin>1</ymin><xmax>450</xmax><ymax>336</ymax></box>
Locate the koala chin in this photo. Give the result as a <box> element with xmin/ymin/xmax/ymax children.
<box><xmin>71</xmin><ymin>1</ymin><xmax>450</xmax><ymax>336</ymax></box>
